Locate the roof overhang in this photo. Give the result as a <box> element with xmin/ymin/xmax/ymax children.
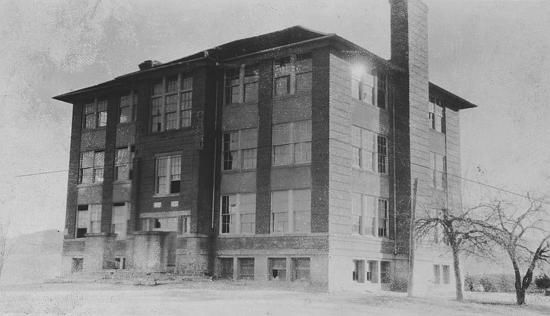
<box><xmin>429</xmin><ymin>82</ymin><xmax>478</xmax><ymax>111</ymax></box>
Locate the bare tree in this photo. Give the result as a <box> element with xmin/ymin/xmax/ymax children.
<box><xmin>480</xmin><ymin>198</ymin><xmax>550</xmax><ymax>305</ymax></box>
<box><xmin>415</xmin><ymin>207</ymin><xmax>493</xmax><ymax>302</ymax></box>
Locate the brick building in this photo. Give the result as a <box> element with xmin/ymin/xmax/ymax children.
<box><xmin>54</xmin><ymin>0</ymin><xmax>476</xmax><ymax>293</ymax></box>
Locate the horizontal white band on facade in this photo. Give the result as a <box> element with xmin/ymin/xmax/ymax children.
<box><xmin>140</xmin><ymin>210</ymin><xmax>191</xmax><ymax>218</ymax></box>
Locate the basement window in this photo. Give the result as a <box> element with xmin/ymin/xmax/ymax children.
<box><xmin>367</xmin><ymin>261</ymin><xmax>378</xmax><ymax>283</ymax></box>
<box><xmin>269</xmin><ymin>258</ymin><xmax>287</xmax><ymax>280</ymax></box>
<box><xmin>219</xmin><ymin>258</ymin><xmax>234</xmax><ymax>279</ymax></box>
<box><xmin>115</xmin><ymin>257</ymin><xmax>126</xmax><ymax>269</ymax></box>
<box><xmin>380</xmin><ymin>261</ymin><xmax>391</xmax><ymax>284</ymax></box>
<box><xmin>238</xmin><ymin>258</ymin><xmax>254</xmax><ymax>280</ymax></box>
<box><xmin>291</xmin><ymin>258</ymin><xmax>310</xmax><ymax>281</ymax></box>
<box><xmin>71</xmin><ymin>258</ymin><xmax>83</xmax><ymax>273</ymax></box>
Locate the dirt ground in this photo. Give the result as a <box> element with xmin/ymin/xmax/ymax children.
<box><xmin>0</xmin><ymin>281</ymin><xmax>549</xmax><ymax>316</ymax></box>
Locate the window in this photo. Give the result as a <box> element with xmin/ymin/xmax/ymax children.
<box><xmin>119</xmin><ymin>92</ymin><xmax>138</xmax><ymax>123</ymax></box>
<box><xmin>274</xmin><ymin>57</ymin><xmax>291</xmax><ymax>96</ymax></box>
<box><xmin>220</xmin><ymin>193</ymin><xmax>256</xmax><ymax>235</ymax></box>
<box><xmin>112</xmin><ymin>203</ymin><xmax>128</xmax><ymax>239</ymax></box>
<box><xmin>442</xmin><ymin>265</ymin><xmax>450</xmax><ymax>284</ymax></box>
<box><xmin>142</xmin><ymin>217</ymin><xmax>178</xmax><ymax>232</ymax></box>
<box><xmin>430</xmin><ymin>153</ymin><xmax>447</xmax><ymax>190</ymax></box>
<box><xmin>238</xmin><ymin>258</ymin><xmax>254</xmax><ymax>280</ymax></box>
<box><xmin>272</xmin><ymin>120</ymin><xmax>312</xmax><ymax>166</ymax></box>
<box><xmin>273</xmin><ymin>54</ymin><xmax>312</xmax><ymax>97</ymax></box>
<box><xmin>353</xmin><ymin>260</ymin><xmax>365</xmax><ymax>283</ymax></box>
<box><xmin>351</xmin><ymin>67</ymin><xmax>386</xmax><ymax>109</ymax></box>
<box><xmin>378</xmin><ymin>199</ymin><xmax>389</xmax><ymax>237</ymax></box>
<box><xmin>351</xmin><ymin>126</ymin><xmax>387</xmax><ymax>174</ymax></box>
<box><xmin>291</xmin><ymin>258</ymin><xmax>310</xmax><ymax>281</ymax></box>
<box><xmin>225</xmin><ymin>65</ymin><xmax>259</xmax><ymax>105</ymax></box>
<box><xmin>155</xmin><ymin>154</ymin><xmax>181</xmax><ymax>195</ymax></box>
<box><xmin>271</xmin><ymin>189</ymin><xmax>311</xmax><ymax>234</ymax></box>
<box><xmin>380</xmin><ymin>261</ymin><xmax>391</xmax><ymax>284</ymax></box>
<box><xmin>115</xmin><ymin>257</ymin><xmax>126</xmax><ymax>269</ymax></box>
<box><xmin>222</xmin><ymin>129</ymin><xmax>258</xmax><ymax>171</ymax></box>
<box><xmin>178</xmin><ymin>215</ymin><xmax>191</xmax><ymax>234</ymax></box>
<box><xmin>219</xmin><ymin>258</ymin><xmax>234</xmax><ymax>279</ymax></box>
<box><xmin>83</xmin><ymin>99</ymin><xmax>108</xmax><ymax>129</ymax></box>
<box><xmin>351</xmin><ymin>193</ymin><xmax>362</xmax><ymax>234</ymax></box>
<box><xmin>71</xmin><ymin>258</ymin><xmax>83</xmax><ymax>273</ymax></box>
<box><xmin>77</xmin><ymin>204</ymin><xmax>102</xmax><ymax>237</ymax></box>
<box><xmin>150</xmin><ymin>75</ymin><xmax>193</xmax><ymax>132</ymax></box>
<box><xmin>269</xmin><ymin>258</ymin><xmax>287</xmax><ymax>280</ymax></box>
<box><xmin>431</xmin><ymin>209</ymin><xmax>446</xmax><ymax>244</ymax></box>
<box><xmin>79</xmin><ymin>151</ymin><xmax>104</xmax><ymax>184</ymax></box>
<box><xmin>115</xmin><ymin>148</ymin><xmax>132</xmax><ymax>181</ymax></box>
<box><xmin>433</xmin><ymin>264</ymin><xmax>441</xmax><ymax>284</ymax></box>
<box><xmin>376</xmin><ymin>135</ymin><xmax>388</xmax><ymax>174</ymax></box>
<box><xmin>429</xmin><ymin>98</ymin><xmax>445</xmax><ymax>133</ymax></box>
<box><xmin>367</xmin><ymin>261</ymin><xmax>378</xmax><ymax>283</ymax></box>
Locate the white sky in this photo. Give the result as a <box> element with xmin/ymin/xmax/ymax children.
<box><xmin>1</xmin><ymin>0</ymin><xmax>549</xmax><ymax>237</ymax></box>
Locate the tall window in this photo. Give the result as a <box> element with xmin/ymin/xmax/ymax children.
<box><xmin>442</xmin><ymin>265</ymin><xmax>450</xmax><ymax>284</ymax></box>
<box><xmin>119</xmin><ymin>92</ymin><xmax>137</xmax><ymax>123</ymax></box>
<box><xmin>433</xmin><ymin>264</ymin><xmax>441</xmax><ymax>284</ymax></box>
<box><xmin>150</xmin><ymin>75</ymin><xmax>193</xmax><ymax>132</ymax></box>
<box><xmin>222</xmin><ymin>129</ymin><xmax>258</xmax><ymax>171</ymax></box>
<box><xmin>272</xmin><ymin>120</ymin><xmax>312</xmax><ymax>166</ymax></box>
<box><xmin>291</xmin><ymin>258</ymin><xmax>310</xmax><ymax>281</ymax></box>
<box><xmin>351</xmin><ymin>193</ymin><xmax>362</xmax><ymax>234</ymax></box>
<box><xmin>351</xmin><ymin>126</ymin><xmax>387</xmax><ymax>174</ymax></box>
<box><xmin>271</xmin><ymin>189</ymin><xmax>311</xmax><ymax>234</ymax></box>
<box><xmin>115</xmin><ymin>148</ymin><xmax>132</xmax><ymax>181</ymax></box>
<box><xmin>112</xmin><ymin>203</ymin><xmax>129</xmax><ymax>239</ymax></box>
<box><xmin>79</xmin><ymin>151</ymin><xmax>104</xmax><ymax>184</ymax></box>
<box><xmin>220</xmin><ymin>193</ymin><xmax>256</xmax><ymax>235</ymax></box>
<box><xmin>83</xmin><ymin>100</ymin><xmax>107</xmax><ymax>129</ymax></box>
<box><xmin>353</xmin><ymin>260</ymin><xmax>365</xmax><ymax>283</ymax></box>
<box><xmin>378</xmin><ymin>199</ymin><xmax>389</xmax><ymax>237</ymax></box>
<box><xmin>273</xmin><ymin>54</ymin><xmax>312</xmax><ymax>97</ymax></box>
<box><xmin>431</xmin><ymin>153</ymin><xmax>447</xmax><ymax>190</ymax></box>
<box><xmin>380</xmin><ymin>261</ymin><xmax>391</xmax><ymax>284</ymax></box>
<box><xmin>429</xmin><ymin>98</ymin><xmax>445</xmax><ymax>133</ymax></box>
<box><xmin>155</xmin><ymin>154</ymin><xmax>181</xmax><ymax>195</ymax></box>
<box><xmin>351</xmin><ymin>68</ymin><xmax>386</xmax><ymax>109</ymax></box>
<box><xmin>76</xmin><ymin>204</ymin><xmax>102</xmax><ymax>237</ymax></box>
<box><xmin>225</xmin><ymin>65</ymin><xmax>259</xmax><ymax>105</ymax></box>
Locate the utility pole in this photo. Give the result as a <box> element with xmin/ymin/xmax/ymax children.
<box><xmin>407</xmin><ymin>178</ymin><xmax>418</xmax><ymax>297</ymax></box>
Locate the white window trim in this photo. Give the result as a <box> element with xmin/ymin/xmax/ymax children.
<box><xmin>154</xmin><ymin>153</ymin><xmax>182</xmax><ymax>196</ymax></box>
<box><xmin>351</xmin><ymin>126</ymin><xmax>388</xmax><ymax>175</ymax></box>
<box><xmin>150</xmin><ymin>74</ymin><xmax>193</xmax><ymax>133</ymax></box>
<box><xmin>222</xmin><ymin>129</ymin><xmax>258</xmax><ymax>172</ymax></box>
<box><xmin>272</xmin><ymin>120</ymin><xmax>312</xmax><ymax>167</ymax></box>
<box><xmin>220</xmin><ymin>193</ymin><xmax>256</xmax><ymax>235</ymax></box>
<box><xmin>351</xmin><ymin>67</ymin><xmax>387</xmax><ymax>109</ymax></box>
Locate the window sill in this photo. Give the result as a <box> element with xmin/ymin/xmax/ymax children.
<box><xmin>225</xmin><ymin>100</ymin><xmax>259</xmax><ymax>107</ymax></box>
<box><xmin>218</xmin><ymin>233</ymin><xmax>256</xmax><ymax>237</ymax></box>
<box><xmin>113</xmin><ymin>179</ymin><xmax>131</xmax><ymax>185</ymax></box>
<box><xmin>153</xmin><ymin>193</ymin><xmax>181</xmax><ymax>198</ymax></box>
<box><xmin>117</xmin><ymin>121</ymin><xmax>135</xmax><ymax>127</ymax></box>
<box><xmin>149</xmin><ymin>126</ymin><xmax>194</xmax><ymax>135</ymax></box>
<box><xmin>273</xmin><ymin>91</ymin><xmax>310</xmax><ymax>101</ymax></box>
<box><xmin>271</xmin><ymin>163</ymin><xmax>311</xmax><ymax>169</ymax></box>
<box><xmin>221</xmin><ymin>169</ymin><xmax>257</xmax><ymax>174</ymax></box>
<box><xmin>77</xmin><ymin>183</ymin><xmax>103</xmax><ymax>188</ymax></box>
<box><xmin>82</xmin><ymin>127</ymin><xmax>107</xmax><ymax>132</ymax></box>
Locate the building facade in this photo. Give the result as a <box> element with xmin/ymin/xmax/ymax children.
<box><xmin>54</xmin><ymin>0</ymin><xmax>476</xmax><ymax>294</ymax></box>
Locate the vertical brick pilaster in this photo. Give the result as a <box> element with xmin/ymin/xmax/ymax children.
<box><xmin>311</xmin><ymin>48</ymin><xmax>330</xmax><ymax>233</ymax></box>
<box><xmin>255</xmin><ymin>59</ymin><xmax>274</xmax><ymax>234</ymax></box>
<box><xmin>65</xmin><ymin>103</ymin><xmax>83</xmax><ymax>239</ymax></box>
<box><xmin>100</xmin><ymin>94</ymin><xmax>119</xmax><ymax>233</ymax></box>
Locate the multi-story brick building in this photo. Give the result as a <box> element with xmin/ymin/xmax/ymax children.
<box><xmin>54</xmin><ymin>0</ymin><xmax>476</xmax><ymax>294</ymax></box>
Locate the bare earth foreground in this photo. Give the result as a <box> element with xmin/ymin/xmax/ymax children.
<box><xmin>0</xmin><ymin>281</ymin><xmax>549</xmax><ymax>316</ymax></box>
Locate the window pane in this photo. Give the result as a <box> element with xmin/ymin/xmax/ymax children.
<box><xmin>293</xmin><ymin>189</ymin><xmax>311</xmax><ymax>233</ymax></box>
<box><xmin>295</xmin><ymin>54</ymin><xmax>312</xmax><ymax>73</ymax></box>
<box><xmin>181</xmin><ymin>76</ymin><xmax>193</xmax><ymax>91</ymax></box>
<box><xmin>294</xmin><ymin>120</ymin><xmax>312</xmax><ymax>142</ymax></box>
<box><xmin>351</xmin><ymin>79</ymin><xmax>360</xmax><ymax>100</ymax></box>
<box><xmin>152</xmin><ymin>80</ymin><xmax>163</xmax><ymax>95</ymax></box>
<box><xmin>274</xmin><ymin>76</ymin><xmax>290</xmax><ymax>96</ymax></box>
<box><xmin>271</xmin><ymin>191</ymin><xmax>288</xmax><ymax>233</ymax></box>
<box><xmin>94</xmin><ymin>151</ymin><xmax>104</xmax><ymax>167</ymax></box>
<box><xmin>294</xmin><ymin>142</ymin><xmax>311</xmax><ymax>164</ymax></box>
<box><xmin>85</xmin><ymin>113</ymin><xmax>95</xmax><ymax>129</ymax></box>
<box><xmin>166</xmin><ymin>112</ymin><xmax>178</xmax><ymax>130</ymax></box>
<box><xmin>244</xmin><ymin>82</ymin><xmax>258</xmax><ymax>102</ymax></box>
<box><xmin>84</xmin><ymin>103</ymin><xmax>95</xmax><ymax>114</ymax></box>
<box><xmin>242</xmin><ymin>149</ymin><xmax>257</xmax><ymax>170</ymax></box>
<box><xmin>119</xmin><ymin>105</ymin><xmax>131</xmax><ymax>123</ymax></box>
<box><xmin>180</xmin><ymin>110</ymin><xmax>192</xmax><ymax>128</ymax></box>
<box><xmin>180</xmin><ymin>91</ymin><xmax>192</xmax><ymax>110</ymax></box>
<box><xmin>272</xmin><ymin>123</ymin><xmax>291</xmax><ymax>145</ymax></box>
<box><xmin>296</xmin><ymin>72</ymin><xmax>312</xmax><ymax>93</ymax></box>
<box><xmin>274</xmin><ymin>57</ymin><xmax>291</xmax><ymax>76</ymax></box>
<box><xmin>166</xmin><ymin>76</ymin><xmax>178</xmax><ymax>93</ymax></box>
<box><xmin>273</xmin><ymin>144</ymin><xmax>292</xmax><ymax>166</ymax></box>
<box><xmin>156</xmin><ymin>157</ymin><xmax>168</xmax><ymax>194</ymax></box>
<box><xmin>240</xmin><ymin>129</ymin><xmax>258</xmax><ymax>149</ymax></box>
<box><xmin>97</xmin><ymin>111</ymin><xmax>107</xmax><ymax>127</ymax></box>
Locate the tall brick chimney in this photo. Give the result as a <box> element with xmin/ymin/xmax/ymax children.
<box><xmin>389</xmin><ymin>0</ymin><xmax>431</xmax><ymax>282</ymax></box>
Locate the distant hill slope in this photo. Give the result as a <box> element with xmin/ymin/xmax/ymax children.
<box><xmin>0</xmin><ymin>229</ymin><xmax>63</xmax><ymax>285</ymax></box>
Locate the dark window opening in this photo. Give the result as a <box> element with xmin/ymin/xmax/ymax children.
<box><xmin>71</xmin><ymin>258</ymin><xmax>83</xmax><ymax>273</ymax></box>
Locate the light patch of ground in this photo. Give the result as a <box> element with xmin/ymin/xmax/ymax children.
<box><xmin>0</xmin><ymin>281</ymin><xmax>549</xmax><ymax>316</ymax></box>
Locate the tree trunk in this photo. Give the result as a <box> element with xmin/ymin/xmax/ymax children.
<box><xmin>451</xmin><ymin>245</ymin><xmax>463</xmax><ymax>301</ymax></box>
<box><xmin>516</xmin><ymin>288</ymin><xmax>526</xmax><ymax>305</ymax></box>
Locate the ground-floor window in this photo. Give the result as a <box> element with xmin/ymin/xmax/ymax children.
<box><xmin>219</xmin><ymin>258</ymin><xmax>234</xmax><ymax>279</ymax></box>
<box><xmin>442</xmin><ymin>265</ymin><xmax>450</xmax><ymax>284</ymax></box>
<box><xmin>353</xmin><ymin>260</ymin><xmax>365</xmax><ymax>283</ymax></box>
<box><xmin>238</xmin><ymin>258</ymin><xmax>254</xmax><ymax>280</ymax></box>
<box><xmin>269</xmin><ymin>258</ymin><xmax>287</xmax><ymax>280</ymax></box>
<box><xmin>72</xmin><ymin>257</ymin><xmax>83</xmax><ymax>273</ymax></box>
<box><xmin>291</xmin><ymin>258</ymin><xmax>310</xmax><ymax>281</ymax></box>
<box><xmin>115</xmin><ymin>257</ymin><xmax>126</xmax><ymax>269</ymax></box>
<box><xmin>433</xmin><ymin>264</ymin><xmax>441</xmax><ymax>284</ymax></box>
<box><xmin>367</xmin><ymin>260</ymin><xmax>378</xmax><ymax>283</ymax></box>
<box><xmin>380</xmin><ymin>261</ymin><xmax>391</xmax><ymax>284</ymax></box>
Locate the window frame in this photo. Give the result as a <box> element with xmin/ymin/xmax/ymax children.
<box><xmin>222</xmin><ymin>128</ymin><xmax>258</xmax><ymax>172</ymax></box>
<box><xmin>430</xmin><ymin>152</ymin><xmax>447</xmax><ymax>190</ymax></box>
<box><xmin>219</xmin><ymin>193</ymin><xmax>256</xmax><ymax>235</ymax></box>
<box><xmin>154</xmin><ymin>153</ymin><xmax>182</xmax><ymax>196</ymax></box>
<box><xmin>78</xmin><ymin>150</ymin><xmax>105</xmax><ymax>185</ymax></box>
<box><xmin>273</xmin><ymin>54</ymin><xmax>312</xmax><ymax>98</ymax></box>
<box><xmin>429</xmin><ymin>98</ymin><xmax>446</xmax><ymax>134</ymax></box>
<box><xmin>119</xmin><ymin>91</ymin><xmax>138</xmax><ymax>124</ymax></box>
<box><xmin>351</xmin><ymin>67</ymin><xmax>387</xmax><ymax>109</ymax></box>
<box><xmin>351</xmin><ymin>126</ymin><xmax>388</xmax><ymax>174</ymax></box>
<box><xmin>272</xmin><ymin>120</ymin><xmax>312</xmax><ymax>167</ymax></box>
<box><xmin>270</xmin><ymin>189</ymin><xmax>311</xmax><ymax>234</ymax></box>
<box><xmin>82</xmin><ymin>99</ymin><xmax>108</xmax><ymax>130</ymax></box>
<box><xmin>150</xmin><ymin>74</ymin><xmax>193</xmax><ymax>133</ymax></box>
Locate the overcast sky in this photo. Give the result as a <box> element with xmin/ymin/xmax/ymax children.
<box><xmin>1</xmin><ymin>0</ymin><xmax>549</xmax><ymax>237</ymax></box>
